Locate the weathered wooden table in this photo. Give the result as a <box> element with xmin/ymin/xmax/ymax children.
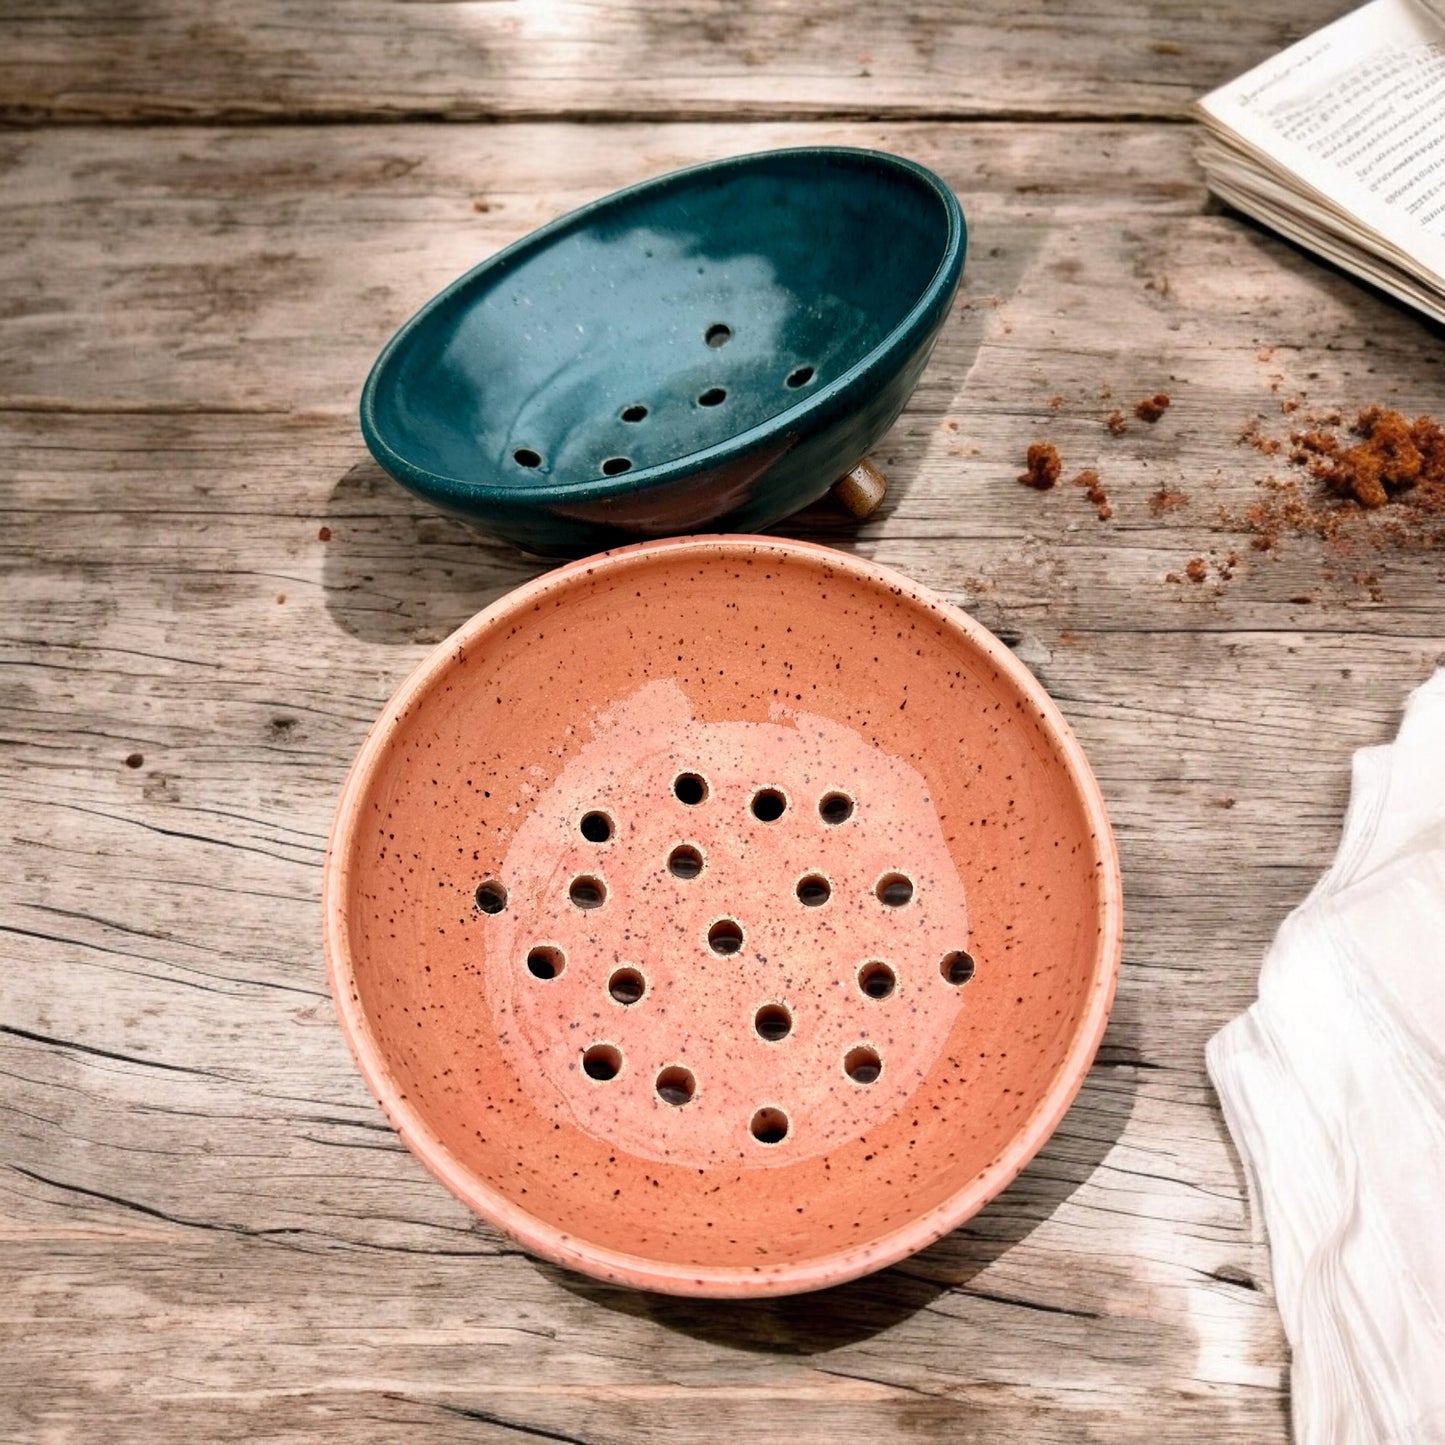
<box><xmin>5</xmin><ymin>4</ymin><xmax>1441</xmax><ymax>1439</ymax></box>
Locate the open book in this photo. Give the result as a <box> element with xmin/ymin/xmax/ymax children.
<box><xmin>1196</xmin><ymin>0</ymin><xmax>1445</xmax><ymax>325</ymax></box>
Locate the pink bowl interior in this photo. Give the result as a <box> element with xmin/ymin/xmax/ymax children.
<box><xmin>326</xmin><ymin>537</ymin><xmax>1119</xmax><ymax>1293</ymax></box>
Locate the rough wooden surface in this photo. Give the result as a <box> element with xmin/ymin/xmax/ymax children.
<box><xmin>1</xmin><ymin>0</ymin><xmax>1354</xmax><ymax>124</ymax></box>
<box><xmin>5</xmin><ymin>9</ymin><xmax>1445</xmax><ymax>1443</ymax></box>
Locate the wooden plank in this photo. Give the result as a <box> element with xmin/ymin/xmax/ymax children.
<box><xmin>5</xmin><ymin>117</ymin><xmax>1442</xmax><ymax>421</ymax></box>
<box><xmin>5</xmin><ymin>118</ymin><xmax>1445</xmax><ymax>1440</ymax></box>
<box><xmin>4</xmin><ymin>399</ymin><xmax>1386</xmax><ymax>1441</ymax></box>
<box><xmin>0</xmin><ymin>0</ymin><xmax>1354</xmax><ymax>124</ymax></box>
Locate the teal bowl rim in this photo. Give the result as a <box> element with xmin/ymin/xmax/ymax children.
<box><xmin>359</xmin><ymin>146</ymin><xmax>967</xmax><ymax>506</ymax></box>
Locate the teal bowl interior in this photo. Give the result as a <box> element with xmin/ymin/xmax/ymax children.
<box><xmin>362</xmin><ymin>148</ymin><xmax>965</xmax><ymax>553</ymax></box>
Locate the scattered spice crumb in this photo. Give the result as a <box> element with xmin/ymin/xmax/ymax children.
<box><xmin>1257</xmin><ymin>346</ymin><xmax>1276</xmax><ymax>363</ymax></box>
<box><xmin>1185</xmin><ymin>557</ymin><xmax>1208</xmax><ymax>583</ymax></box>
<box><xmin>1071</xmin><ymin>468</ymin><xmax>1112</xmax><ymax>520</ymax></box>
<box><xmin>1149</xmin><ymin>486</ymin><xmax>1187</xmax><ymax>514</ymax></box>
<box><xmin>1165</xmin><ymin>571</ymin><xmax>1182</xmax><ymax>584</ymax></box>
<box><xmin>1356</xmin><ymin>570</ymin><xmax>1385</xmax><ymax>603</ymax></box>
<box><xmin>125</xmin><ymin>752</ymin><xmax>144</xmax><ymax>769</ymax></box>
<box><xmin>1135</xmin><ymin>393</ymin><xmax>1171</xmax><ymax>423</ymax></box>
<box><xmin>1229</xmin><ymin>404</ymin><xmax>1445</xmax><ymax>557</ymax></box>
<box><xmin>1288</xmin><ymin>594</ymin><xmax>1315</xmax><ymax>604</ymax></box>
<box><xmin>1106</xmin><ymin>409</ymin><xmax>1129</xmax><ymax>436</ymax></box>
<box><xmin>1217</xmin><ymin>797</ymin><xmax>1237</xmax><ymax>809</ymax></box>
<box><xmin>317</xmin><ymin>525</ymin><xmax>332</xmax><ymax>542</ymax></box>
<box><xmin>1305</xmin><ymin>407</ymin><xmax>1445</xmax><ymax>510</ymax></box>
<box><xmin>1019</xmin><ymin>442</ymin><xmax>1062</xmax><ymax>490</ymax></box>
<box><xmin>1217</xmin><ymin>550</ymin><xmax>1240</xmax><ymax>581</ymax></box>
<box><xmin>1048</xmin><ymin>395</ymin><xmax>1064</xmax><ymax>410</ymax></box>
<box><xmin>473</xmin><ymin>199</ymin><xmax>492</xmax><ymax>213</ymax></box>
<box><xmin>1280</xmin><ymin>397</ymin><xmax>1301</xmax><ymax>414</ymax></box>
<box><xmin>943</xmin><ymin>418</ymin><xmax>960</xmax><ymax>433</ymax></box>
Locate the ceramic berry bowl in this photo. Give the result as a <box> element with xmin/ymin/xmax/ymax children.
<box><xmin>323</xmin><ymin>537</ymin><xmax>1121</xmax><ymax>1297</ymax></box>
<box><xmin>360</xmin><ymin>147</ymin><xmax>966</xmax><ymax>556</ymax></box>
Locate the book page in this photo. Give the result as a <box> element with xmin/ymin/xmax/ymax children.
<box><xmin>1198</xmin><ymin>0</ymin><xmax>1445</xmax><ymax>283</ymax></box>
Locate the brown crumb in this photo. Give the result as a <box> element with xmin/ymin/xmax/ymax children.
<box><xmin>473</xmin><ymin>199</ymin><xmax>492</xmax><ymax>213</ymax></box>
<box><xmin>1280</xmin><ymin>397</ymin><xmax>1302</xmax><ymax>414</ymax></box>
<box><xmin>1048</xmin><ymin>395</ymin><xmax>1064</xmax><ymax>410</ymax></box>
<box><xmin>1217</xmin><ymin>797</ymin><xmax>1237</xmax><ymax>809</ymax></box>
<box><xmin>1149</xmin><ymin>487</ymin><xmax>1187</xmax><ymax>514</ymax></box>
<box><xmin>1135</xmin><ymin>393</ymin><xmax>1171</xmax><ymax>423</ymax></box>
<box><xmin>1185</xmin><ymin>557</ymin><xmax>1208</xmax><ymax>583</ymax></box>
<box><xmin>1316</xmin><ymin>407</ymin><xmax>1445</xmax><ymax>509</ymax></box>
<box><xmin>1356</xmin><ymin>570</ymin><xmax>1385</xmax><ymax>603</ymax></box>
<box><xmin>1071</xmin><ymin>468</ymin><xmax>1112</xmax><ymax>520</ymax></box>
<box><xmin>943</xmin><ymin>417</ymin><xmax>960</xmax><ymax>433</ymax></box>
<box><xmin>1288</xmin><ymin>594</ymin><xmax>1315</xmax><ymax>604</ymax></box>
<box><xmin>125</xmin><ymin>752</ymin><xmax>144</xmax><ymax>769</ymax></box>
<box><xmin>317</xmin><ymin>525</ymin><xmax>332</xmax><ymax>542</ymax></box>
<box><xmin>1019</xmin><ymin>442</ymin><xmax>1063</xmax><ymax>490</ymax></box>
<box><xmin>1105</xmin><ymin>409</ymin><xmax>1129</xmax><ymax>436</ymax></box>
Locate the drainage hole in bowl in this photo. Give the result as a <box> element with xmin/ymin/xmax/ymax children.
<box><xmin>527</xmin><ymin>945</ymin><xmax>565</xmax><ymax>980</ymax></box>
<box><xmin>751</xmin><ymin>787</ymin><xmax>786</xmax><ymax>822</ymax></box>
<box><xmin>656</xmin><ymin>1065</ymin><xmax>696</xmax><ymax>1105</ymax></box>
<box><xmin>698</xmin><ymin>387</ymin><xmax>727</xmax><ymax>407</ymax></box>
<box><xmin>673</xmin><ymin>771</ymin><xmax>709</xmax><ymax>805</ymax></box>
<box><xmin>580</xmin><ymin>811</ymin><xmax>612</xmax><ymax>843</ymax></box>
<box><xmin>513</xmin><ymin>447</ymin><xmax>543</xmax><ymax>467</ymax></box>
<box><xmin>620</xmin><ymin>404</ymin><xmax>648</xmax><ymax>422</ymax></box>
<box><xmin>858</xmin><ymin>960</ymin><xmax>896</xmax><ymax>999</ymax></box>
<box><xmin>668</xmin><ymin>844</ymin><xmax>704</xmax><ymax>879</ymax></box>
<box><xmin>704</xmin><ymin>323</ymin><xmax>732</xmax><ymax>348</ymax></box>
<box><xmin>785</xmin><ymin>365</ymin><xmax>815</xmax><ymax>389</ymax></box>
<box><xmin>942</xmin><ymin>949</ymin><xmax>977</xmax><ymax>986</ymax></box>
<box><xmin>796</xmin><ymin>873</ymin><xmax>830</xmax><ymax>907</ymax></box>
<box><xmin>750</xmin><ymin>1107</ymin><xmax>789</xmax><ymax>1144</ymax></box>
<box><xmin>707</xmin><ymin>918</ymin><xmax>744</xmax><ymax>955</ymax></box>
<box><xmin>583</xmin><ymin>1043</ymin><xmax>623</xmax><ymax>1081</ymax></box>
<box><xmin>754</xmin><ymin>1004</ymin><xmax>792</xmax><ymax>1041</ymax></box>
<box><xmin>819</xmin><ymin>791</ymin><xmax>854</xmax><ymax>824</ymax></box>
<box><xmin>601</xmin><ymin>456</ymin><xmax>632</xmax><ymax>476</ymax></box>
<box><xmin>474</xmin><ymin>879</ymin><xmax>507</xmax><ymax>914</ymax></box>
<box><xmin>876</xmin><ymin>872</ymin><xmax>914</xmax><ymax>907</ymax></box>
<box><xmin>608</xmin><ymin>967</ymin><xmax>646</xmax><ymax>1005</ymax></box>
<box><xmin>569</xmin><ymin>875</ymin><xmax>607</xmax><ymax>909</ymax></box>
<box><xmin>844</xmin><ymin>1045</ymin><xmax>882</xmax><ymax>1084</ymax></box>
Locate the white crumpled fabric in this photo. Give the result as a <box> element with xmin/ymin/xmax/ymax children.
<box><xmin>1208</xmin><ymin>668</ymin><xmax>1445</xmax><ymax>1445</ymax></box>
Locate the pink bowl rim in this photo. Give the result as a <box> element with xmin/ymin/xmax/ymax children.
<box><xmin>322</xmin><ymin>534</ymin><xmax>1123</xmax><ymax>1298</ymax></box>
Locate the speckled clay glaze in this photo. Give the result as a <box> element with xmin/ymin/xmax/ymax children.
<box><xmin>323</xmin><ymin>536</ymin><xmax>1122</xmax><ymax>1297</ymax></box>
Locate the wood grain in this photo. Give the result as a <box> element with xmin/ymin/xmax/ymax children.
<box><xmin>3</xmin><ymin>100</ymin><xmax>1444</xmax><ymax>1445</ymax></box>
<box><xmin>0</xmin><ymin>0</ymin><xmax>1356</xmax><ymax>125</ymax></box>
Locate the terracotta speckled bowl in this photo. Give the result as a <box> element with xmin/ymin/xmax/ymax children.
<box><xmin>323</xmin><ymin>537</ymin><xmax>1121</xmax><ymax>1297</ymax></box>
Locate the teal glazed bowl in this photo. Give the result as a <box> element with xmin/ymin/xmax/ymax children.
<box><xmin>361</xmin><ymin>148</ymin><xmax>967</xmax><ymax>555</ymax></box>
